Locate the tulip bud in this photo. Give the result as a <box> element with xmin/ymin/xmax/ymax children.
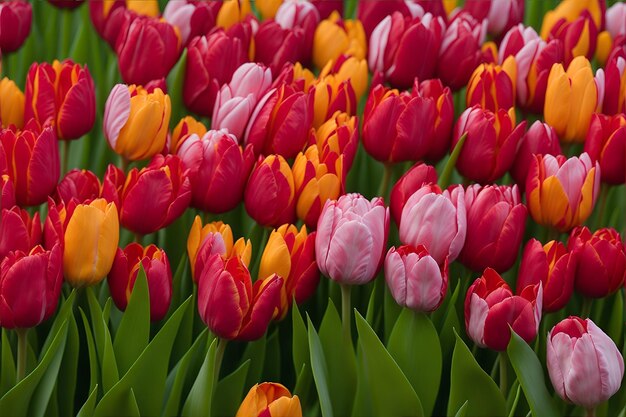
<box><xmin>258</xmin><ymin>224</ymin><xmax>319</xmax><ymax>319</ymax></box>
<box><xmin>120</xmin><ymin>155</ymin><xmax>191</xmax><ymax>235</ymax></box>
<box><xmin>236</xmin><ymin>383</ymin><xmax>302</xmax><ymax>417</ymax></box>
<box><xmin>108</xmin><ymin>243</ymin><xmax>172</xmax><ymax>321</ymax></box>
<box><xmin>466</xmin><ymin>58</ymin><xmax>517</xmax><ymax>113</ymax></box>
<box><xmin>24</xmin><ymin>60</ymin><xmax>96</xmax><ymax>140</ymax></box>
<box><xmin>313</xmin><ymin>11</ymin><xmax>366</xmax><ymax>69</ymax></box>
<box><xmin>452</xmin><ymin>106</ymin><xmax>525</xmax><ymax>184</ymax></box>
<box><xmin>568</xmin><ymin>227</ymin><xmax>626</xmax><ymax>299</ymax></box>
<box><xmin>245</xmin><ymin>85</ymin><xmax>314</xmax><ymax>158</ymax></box>
<box><xmin>357</xmin><ymin>0</ymin><xmax>430</xmax><ymax>39</ymax></box>
<box><xmin>212</xmin><ymin>63</ymin><xmax>274</xmax><ymax>139</ymax></box>
<box><xmin>0</xmin><ymin>245</ymin><xmax>62</xmax><ymax>329</ymax></box>
<box><xmin>177</xmin><ymin>130</ymin><xmax>254</xmax><ymax>213</ymax></box>
<box><xmin>104</xmin><ymin>84</ymin><xmax>171</xmax><ymax>161</ymax></box>
<box><xmin>315</xmin><ymin>112</ymin><xmax>358</xmax><ymax>172</ymax></box>
<box><xmin>463</xmin><ymin>0</ymin><xmax>524</xmax><ymax>37</ymax></box>
<box><xmin>606</xmin><ymin>3</ymin><xmax>626</xmax><ymax>40</ymax></box>
<box><xmin>385</xmin><ymin>245</ymin><xmax>448</xmax><ymax>312</ymax></box>
<box><xmin>459</xmin><ymin>185</ymin><xmax>526</xmax><ymax>273</ymax></box>
<box><xmin>0</xmin><ymin>121</ymin><xmax>60</xmax><ymax>206</ymax></box>
<box><xmin>310</xmin><ymin>75</ymin><xmax>357</xmax><ymax>129</ymax></box>
<box><xmin>244</xmin><ymin>155</ymin><xmax>296</xmax><ymax>228</ymax></box>
<box><xmin>526</xmin><ymin>153</ymin><xmax>600</xmax><ymax>233</ymax></box>
<box><xmin>368</xmin><ymin>12</ymin><xmax>445</xmax><ymax>89</ymax></box>
<box><xmin>0</xmin><ymin>207</ymin><xmax>41</xmax><ymax>259</ymax></box>
<box><xmin>163</xmin><ymin>0</ymin><xmax>216</xmax><ymax>46</ymax></box>
<box><xmin>89</xmin><ymin>1</ymin><xmax>159</xmax><ymax>47</ymax></box>
<box><xmin>319</xmin><ymin>55</ymin><xmax>369</xmax><ymax>105</ymax></box>
<box><xmin>55</xmin><ymin>169</ymin><xmax>101</xmax><ymax>205</ymax></box>
<box><xmin>254</xmin><ymin>21</ymin><xmax>307</xmax><ymax>77</ymax></box>
<box><xmin>465</xmin><ymin>268</ymin><xmax>542</xmax><ymax>351</ymax></box>
<box><xmin>215</xmin><ymin>0</ymin><xmax>252</xmax><ymax>29</ymax></box>
<box><xmin>540</xmin><ymin>0</ymin><xmax>605</xmax><ymax>40</ymax></box>
<box><xmin>547</xmin><ymin>317</ymin><xmax>624</xmax><ymax>410</ymax></box>
<box><xmin>0</xmin><ymin>1</ymin><xmax>32</xmax><ymax>53</ymax></box>
<box><xmin>316</xmin><ymin>193</ymin><xmax>389</xmax><ymax>285</ymax></box>
<box><xmin>0</xmin><ymin>77</ymin><xmax>25</xmax><ymax>129</ymax></box>
<box><xmin>170</xmin><ymin>116</ymin><xmax>207</xmax><ymax>154</ymax></box>
<box><xmin>584</xmin><ymin>113</ymin><xmax>626</xmax><ymax>185</ymax></box>
<box><xmin>273</xmin><ymin>0</ymin><xmax>320</xmax><ymax>64</ymax></box>
<box><xmin>198</xmin><ymin>255</ymin><xmax>282</xmax><ymax>341</ymax></box>
<box><xmin>101</xmin><ymin>164</ymin><xmax>124</xmax><ymax>209</ymax></box>
<box><xmin>596</xmin><ymin>56</ymin><xmax>626</xmax><ymax>115</ymax></box>
<box><xmin>389</xmin><ymin>163</ymin><xmax>438</xmax><ymax>225</ymax></box>
<box><xmin>545</xmin><ymin>12</ymin><xmax>599</xmax><ymax>65</ymax></box>
<box><xmin>510</xmin><ymin>121</ymin><xmax>561</xmax><ymax>188</ymax></box>
<box><xmin>63</xmin><ymin>198</ymin><xmax>119</xmax><ymax>287</ymax></box>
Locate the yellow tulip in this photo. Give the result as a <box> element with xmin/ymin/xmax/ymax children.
<box><xmin>540</xmin><ymin>0</ymin><xmax>604</xmax><ymax>39</ymax></box>
<box><xmin>256</xmin><ymin>0</ymin><xmax>282</xmax><ymax>20</ymax></box>
<box><xmin>595</xmin><ymin>30</ymin><xmax>613</xmax><ymax>66</ymax></box>
<box><xmin>312</xmin><ymin>11</ymin><xmax>366</xmax><ymax>70</ymax></box>
<box><xmin>0</xmin><ymin>77</ymin><xmax>25</xmax><ymax>129</ymax></box>
<box><xmin>170</xmin><ymin>115</ymin><xmax>207</xmax><ymax>153</ymax></box>
<box><xmin>216</xmin><ymin>0</ymin><xmax>252</xmax><ymax>29</ymax></box>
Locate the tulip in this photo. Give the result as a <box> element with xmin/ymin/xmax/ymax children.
<box><xmin>547</xmin><ymin>13</ymin><xmax>598</xmax><ymax>65</ymax></box>
<box><xmin>254</xmin><ymin>21</ymin><xmax>307</xmax><ymax>77</ymax></box>
<box><xmin>215</xmin><ymin>0</ymin><xmax>252</xmax><ymax>30</ymax></box>
<box><xmin>244</xmin><ymin>155</ymin><xmax>296</xmax><ymax>228</ymax></box>
<box><xmin>170</xmin><ymin>116</ymin><xmax>207</xmax><ymax>154</ymax></box>
<box><xmin>568</xmin><ymin>227</ymin><xmax>626</xmax><ymax>299</ymax></box>
<box><xmin>256</xmin><ymin>0</ymin><xmax>282</xmax><ymax>20</ymax></box>
<box><xmin>368</xmin><ymin>12</ymin><xmax>445</xmax><ymax>89</ymax></box>
<box><xmin>0</xmin><ymin>175</ymin><xmax>15</xmax><ymax>210</ymax></box>
<box><xmin>459</xmin><ymin>185</ymin><xmax>527</xmax><ymax>273</ymax></box>
<box><xmin>584</xmin><ymin>113</ymin><xmax>625</xmax><ymax>185</ymax></box>
<box><xmin>316</xmin><ymin>193</ymin><xmax>389</xmax><ymax>285</ymax></box>
<box><xmin>385</xmin><ymin>245</ymin><xmax>448</xmax><ymax>312</ymax></box>
<box><xmin>0</xmin><ymin>1</ymin><xmax>31</xmax><ymax>53</ymax></box>
<box><xmin>258</xmin><ymin>224</ymin><xmax>319</xmax><ymax>319</ymax></box>
<box><xmin>187</xmin><ymin>216</ymin><xmax>251</xmax><ymax>282</ymax></box>
<box><xmin>177</xmin><ymin>130</ymin><xmax>254</xmax><ymax>213</ymax></box>
<box><xmin>119</xmin><ymin>155</ymin><xmax>191</xmax><ymax>235</ymax></box>
<box><xmin>437</xmin><ymin>13</ymin><xmax>487</xmax><ymax>90</ymax></box>
<box><xmin>318</xmin><ymin>55</ymin><xmax>368</xmax><ymax>103</ymax></box>
<box><xmin>101</xmin><ymin>164</ymin><xmax>125</xmax><ymax>210</ymax></box>
<box><xmin>310</xmin><ymin>75</ymin><xmax>357</xmax><ymax>129</ymax></box>
<box><xmin>465</xmin><ymin>58</ymin><xmax>517</xmax><ymax>113</ymax></box>
<box><xmin>309</xmin><ymin>0</ymin><xmax>343</xmax><ymax>20</ymax></box>
<box><xmin>499</xmin><ymin>25</ymin><xmax>564</xmax><ymax>114</ymax></box>
<box><xmin>389</xmin><ymin>162</ymin><xmax>438</xmax><ymax>225</ymax></box>
<box><xmin>0</xmin><ymin>207</ymin><xmax>41</xmax><ymax>259</ymax></box>
<box><xmin>0</xmin><ymin>121</ymin><xmax>60</xmax><ymax>206</ymax></box>
<box><xmin>212</xmin><ymin>63</ymin><xmax>274</xmax><ymax>139</ymax></box>
<box><xmin>526</xmin><ymin>153</ymin><xmax>600</xmax><ymax>233</ymax></box>
<box><xmin>547</xmin><ymin>317</ymin><xmax>624</xmax><ymax>411</ymax></box>
<box><xmin>465</xmin><ymin>268</ymin><xmax>542</xmax><ymax>351</ymax></box>
<box><xmin>275</xmin><ymin>0</ymin><xmax>320</xmax><ymax>57</ymax></box>
<box><xmin>452</xmin><ymin>106</ymin><xmax>525</xmax><ymax>184</ymax></box>
<box><xmin>104</xmin><ymin>84</ymin><xmax>171</xmax><ymax>161</ymax></box>
<box><xmin>198</xmin><ymin>255</ymin><xmax>282</xmax><ymax>341</ymax></box>
<box><xmin>292</xmin><ymin>145</ymin><xmax>343</xmax><ymax>229</ymax></box>
<box><xmin>108</xmin><ymin>243</ymin><xmax>172</xmax><ymax>322</ymax></box>
<box><xmin>24</xmin><ymin>60</ymin><xmax>96</xmax><ymax>140</ymax></box>
<box><xmin>463</xmin><ymin>0</ymin><xmax>524</xmax><ymax>37</ymax></box>
<box><xmin>510</xmin><ymin>121</ymin><xmax>562</xmax><ymax>188</ymax></box>
<box><xmin>357</xmin><ymin>0</ymin><xmax>439</xmax><ymax>39</ymax></box>
<box><xmin>63</xmin><ymin>198</ymin><xmax>119</xmax><ymax>287</ymax></box>
<box><xmin>540</xmin><ymin>0</ymin><xmax>605</xmax><ymax>40</ymax></box>
<box><xmin>183</xmin><ymin>28</ymin><xmax>250</xmax><ymax>117</ymax></box>
<box><xmin>245</xmin><ymin>85</ymin><xmax>314</xmax><ymax>158</ymax></box>
<box><xmin>516</xmin><ymin>239</ymin><xmax>576</xmax><ymax>312</ymax></box>
<box><xmin>0</xmin><ymin>244</ymin><xmax>62</xmax><ymax>329</ymax></box>
<box><xmin>399</xmin><ymin>184</ymin><xmax>466</xmax><ymax>265</ymax></box>
<box><xmin>162</xmin><ymin>0</ymin><xmax>216</xmax><ymax>46</ymax></box>
<box><xmin>55</xmin><ymin>169</ymin><xmax>101</xmax><ymax>205</ymax></box>
<box><xmin>236</xmin><ymin>383</ymin><xmax>302</xmax><ymax>417</ymax></box>
<box><xmin>312</xmin><ymin>11</ymin><xmax>366</xmax><ymax>70</ymax></box>
<box><xmin>606</xmin><ymin>3</ymin><xmax>626</xmax><ymax>40</ymax></box>
<box><xmin>315</xmin><ymin>112</ymin><xmax>359</xmax><ymax>173</ymax></box>
<box><xmin>47</xmin><ymin>0</ymin><xmax>84</xmax><ymax>9</ymax></box>
<box><xmin>89</xmin><ymin>1</ymin><xmax>159</xmax><ymax>47</ymax></box>
<box><xmin>596</xmin><ymin>56</ymin><xmax>626</xmax><ymax>115</ymax></box>
<box><xmin>0</xmin><ymin>77</ymin><xmax>25</xmax><ymax>129</ymax></box>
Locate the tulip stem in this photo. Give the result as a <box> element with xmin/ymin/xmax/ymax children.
<box><xmin>377</xmin><ymin>163</ymin><xmax>393</xmax><ymax>198</ymax></box>
<box><xmin>62</xmin><ymin>140</ymin><xmax>71</xmax><ymax>175</ymax></box>
<box><xmin>581</xmin><ymin>297</ymin><xmax>594</xmax><ymax>319</ymax></box>
<box><xmin>16</xmin><ymin>328</ymin><xmax>28</xmax><ymax>383</ymax></box>
<box><xmin>340</xmin><ymin>284</ymin><xmax>352</xmax><ymax>342</ymax></box>
<box><xmin>134</xmin><ymin>233</ymin><xmax>143</xmax><ymax>244</ymax></box>
<box><xmin>586</xmin><ymin>407</ymin><xmax>596</xmax><ymax>417</ymax></box>
<box><xmin>499</xmin><ymin>351</ymin><xmax>508</xmax><ymax>397</ymax></box>
<box><xmin>213</xmin><ymin>337</ymin><xmax>227</xmax><ymax>389</ymax></box>
<box><xmin>595</xmin><ymin>183</ymin><xmax>610</xmax><ymax>228</ymax></box>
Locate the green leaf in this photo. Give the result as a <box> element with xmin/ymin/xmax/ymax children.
<box><xmin>100</xmin><ymin>308</ymin><xmax>119</xmax><ymax>394</ymax></box>
<box><xmin>0</xmin><ymin>321</ymin><xmax>69</xmax><ymax>416</ymax></box>
<box><xmin>166</xmin><ymin>49</ymin><xmax>188</xmax><ymax>123</ymax></box>
<box><xmin>439</xmin><ymin>132</ymin><xmax>467</xmax><ymax>189</ymax></box>
<box><xmin>263</xmin><ymin>329</ymin><xmax>281</xmax><ymax>382</ymax></box>
<box><xmin>307</xmin><ymin>315</ymin><xmax>334</xmax><ymax>417</ymax></box>
<box><xmin>292</xmin><ymin>305</ymin><xmax>309</xmax><ymax>376</ymax></box>
<box><xmin>113</xmin><ymin>266</ymin><xmax>150</xmax><ymax>376</ymax></box>
<box><xmin>79</xmin><ymin>308</ymin><xmax>100</xmax><ymax>395</ymax></box>
<box><xmin>181</xmin><ymin>338</ymin><xmax>217</xmax><ymax>417</ymax></box>
<box><xmin>56</xmin><ymin>309</ymin><xmax>80</xmax><ymax>417</ymax></box>
<box><xmin>212</xmin><ymin>359</ymin><xmax>250</xmax><ymax>417</ymax></box>
<box><xmin>241</xmin><ymin>335</ymin><xmax>266</xmax><ymax>390</ymax></box>
<box><xmin>608</xmin><ymin>291</ymin><xmax>624</xmax><ymax>346</ymax></box>
<box><xmin>507</xmin><ymin>331</ymin><xmax>560</xmax><ymax>417</ymax></box>
<box><xmin>383</xmin><ymin>285</ymin><xmax>402</xmax><ymax>342</ymax></box>
<box><xmin>440</xmin><ymin>300</ymin><xmax>462</xmax><ymax>360</ymax></box>
<box><xmin>387</xmin><ymin>309</ymin><xmax>442</xmax><ymax>416</ymax></box>
<box><xmin>93</xmin><ymin>297</ymin><xmax>191</xmax><ymax>417</ymax></box>
<box><xmin>76</xmin><ymin>385</ymin><xmax>99</xmax><ymax>417</ymax></box>
<box><xmin>355</xmin><ymin>312</ymin><xmax>423</xmax><ymax>417</ymax></box>
<box><xmin>87</xmin><ymin>287</ymin><xmax>106</xmax><ymax>365</ymax></box>
<box><xmin>319</xmin><ymin>299</ymin><xmax>357</xmax><ymax>417</ymax></box>
<box><xmin>0</xmin><ymin>329</ymin><xmax>16</xmax><ymax>397</ymax></box>
<box><xmin>454</xmin><ymin>400</ymin><xmax>469</xmax><ymax>417</ymax></box>
<box><xmin>448</xmin><ymin>331</ymin><xmax>506</xmax><ymax>417</ymax></box>
<box><xmin>170</xmin><ymin>258</ymin><xmax>193</xmax><ymax>366</ymax></box>
<box><xmin>40</xmin><ymin>291</ymin><xmax>76</xmax><ymax>355</ymax></box>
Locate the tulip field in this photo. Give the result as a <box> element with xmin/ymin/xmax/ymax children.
<box><xmin>1</xmin><ymin>0</ymin><xmax>626</xmax><ymax>416</ymax></box>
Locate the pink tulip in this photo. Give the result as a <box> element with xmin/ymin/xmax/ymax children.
<box><xmin>399</xmin><ymin>184</ymin><xmax>466</xmax><ymax>265</ymax></box>
<box><xmin>547</xmin><ymin>317</ymin><xmax>624</xmax><ymax>410</ymax></box>
<box><xmin>316</xmin><ymin>193</ymin><xmax>389</xmax><ymax>285</ymax></box>
<box><xmin>385</xmin><ymin>245</ymin><xmax>448</xmax><ymax>312</ymax></box>
<box><xmin>510</xmin><ymin>121</ymin><xmax>561</xmax><ymax>188</ymax></box>
<box><xmin>163</xmin><ymin>0</ymin><xmax>217</xmax><ymax>46</ymax></box>
<box><xmin>606</xmin><ymin>3</ymin><xmax>626</xmax><ymax>40</ymax></box>
<box><xmin>463</xmin><ymin>0</ymin><xmax>524</xmax><ymax>38</ymax></box>
<box><xmin>389</xmin><ymin>162</ymin><xmax>438</xmax><ymax>225</ymax></box>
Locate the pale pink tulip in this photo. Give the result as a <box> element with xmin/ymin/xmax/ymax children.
<box><xmin>606</xmin><ymin>3</ymin><xmax>626</xmax><ymax>39</ymax></box>
<box><xmin>385</xmin><ymin>245</ymin><xmax>448</xmax><ymax>312</ymax></box>
<box><xmin>547</xmin><ymin>317</ymin><xmax>624</xmax><ymax>410</ymax></box>
<box><xmin>399</xmin><ymin>184</ymin><xmax>466</xmax><ymax>265</ymax></box>
<box><xmin>316</xmin><ymin>193</ymin><xmax>389</xmax><ymax>285</ymax></box>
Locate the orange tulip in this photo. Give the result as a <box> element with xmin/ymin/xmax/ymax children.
<box><xmin>0</xmin><ymin>77</ymin><xmax>24</xmax><ymax>129</ymax></box>
<box><xmin>312</xmin><ymin>11</ymin><xmax>366</xmax><ymax>69</ymax></box>
<box><xmin>236</xmin><ymin>383</ymin><xmax>302</xmax><ymax>417</ymax></box>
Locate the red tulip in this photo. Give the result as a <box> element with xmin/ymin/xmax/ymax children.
<box><xmin>89</xmin><ymin>1</ymin><xmax>159</xmax><ymax>48</ymax></box>
<box><xmin>163</xmin><ymin>0</ymin><xmax>217</xmax><ymax>46</ymax></box>
<box><xmin>516</xmin><ymin>239</ymin><xmax>576</xmax><ymax>312</ymax></box>
<box><xmin>54</xmin><ymin>169</ymin><xmax>101</xmax><ymax>205</ymax></box>
<box><xmin>120</xmin><ymin>155</ymin><xmax>192</xmax><ymax>235</ymax></box>
<box><xmin>510</xmin><ymin>121</ymin><xmax>562</xmax><ymax>188</ymax></box>
<box><xmin>0</xmin><ymin>244</ymin><xmax>62</xmax><ymax>329</ymax></box>
<box><xmin>310</xmin><ymin>0</ymin><xmax>342</xmax><ymax>20</ymax></box>
<box><xmin>0</xmin><ymin>206</ymin><xmax>41</xmax><ymax>259</ymax></box>
<box><xmin>357</xmin><ymin>0</ymin><xmax>444</xmax><ymax>39</ymax></box>
<box><xmin>464</xmin><ymin>0</ymin><xmax>524</xmax><ymax>37</ymax></box>
<box><xmin>465</xmin><ymin>59</ymin><xmax>517</xmax><ymax>114</ymax></box>
<box><xmin>584</xmin><ymin>113</ymin><xmax>625</xmax><ymax>185</ymax></box>
<box><xmin>47</xmin><ymin>0</ymin><xmax>84</xmax><ymax>9</ymax></box>
<box><xmin>547</xmin><ymin>11</ymin><xmax>598</xmax><ymax>65</ymax></box>
<box><xmin>596</xmin><ymin>56</ymin><xmax>626</xmax><ymax>115</ymax></box>
<box><xmin>108</xmin><ymin>243</ymin><xmax>172</xmax><ymax>321</ymax></box>
<box><xmin>389</xmin><ymin>162</ymin><xmax>438</xmax><ymax>225</ymax></box>
<box><xmin>0</xmin><ymin>1</ymin><xmax>31</xmax><ymax>53</ymax></box>
<box><xmin>0</xmin><ymin>175</ymin><xmax>15</xmax><ymax>210</ymax></box>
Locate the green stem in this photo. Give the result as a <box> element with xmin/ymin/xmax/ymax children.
<box><xmin>377</xmin><ymin>163</ymin><xmax>393</xmax><ymax>198</ymax></box>
<box><xmin>120</xmin><ymin>156</ymin><xmax>130</xmax><ymax>172</ymax></box>
<box><xmin>16</xmin><ymin>328</ymin><xmax>28</xmax><ymax>383</ymax></box>
<box><xmin>595</xmin><ymin>183</ymin><xmax>610</xmax><ymax>228</ymax></box>
<box><xmin>499</xmin><ymin>351</ymin><xmax>508</xmax><ymax>397</ymax></box>
<box><xmin>134</xmin><ymin>233</ymin><xmax>143</xmax><ymax>245</ymax></box>
<box><xmin>62</xmin><ymin>140</ymin><xmax>71</xmax><ymax>175</ymax></box>
<box><xmin>581</xmin><ymin>297</ymin><xmax>594</xmax><ymax>319</ymax></box>
<box><xmin>586</xmin><ymin>407</ymin><xmax>596</xmax><ymax>417</ymax></box>
<box><xmin>439</xmin><ymin>133</ymin><xmax>467</xmax><ymax>190</ymax></box>
<box><xmin>250</xmin><ymin>226</ymin><xmax>269</xmax><ymax>279</ymax></box>
<box><xmin>340</xmin><ymin>284</ymin><xmax>352</xmax><ymax>342</ymax></box>
<box><xmin>214</xmin><ymin>337</ymin><xmax>227</xmax><ymax>385</ymax></box>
